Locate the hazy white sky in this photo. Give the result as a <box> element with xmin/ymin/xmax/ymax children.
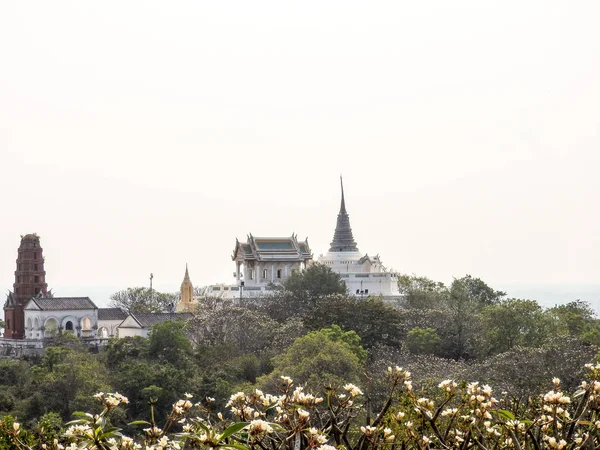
<box><xmin>1</xmin><ymin>1</ymin><xmax>599</xmax><ymax>308</ymax></box>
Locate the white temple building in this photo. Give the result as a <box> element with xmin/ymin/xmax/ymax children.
<box><xmin>209</xmin><ymin>234</ymin><xmax>313</xmax><ymax>298</ymax></box>
<box><xmin>317</xmin><ymin>178</ymin><xmax>402</xmax><ymax>300</ymax></box>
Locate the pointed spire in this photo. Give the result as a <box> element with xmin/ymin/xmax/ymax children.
<box><xmin>183</xmin><ymin>263</ymin><xmax>191</xmax><ymax>283</ymax></box>
<box><xmin>329</xmin><ymin>176</ymin><xmax>359</xmax><ymax>252</ymax></box>
<box><xmin>340</xmin><ymin>175</ymin><xmax>347</xmax><ymax>214</ymax></box>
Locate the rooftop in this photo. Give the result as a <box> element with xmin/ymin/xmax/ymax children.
<box><xmin>98</xmin><ymin>308</ymin><xmax>128</xmax><ymax>321</ymax></box>
<box><xmin>30</xmin><ymin>297</ymin><xmax>97</xmax><ymax>310</ymax></box>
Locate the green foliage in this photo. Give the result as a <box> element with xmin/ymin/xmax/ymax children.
<box><xmin>26</xmin><ymin>346</ymin><xmax>112</xmax><ymax>420</ymax></box>
<box><xmin>304</xmin><ymin>295</ymin><xmax>404</xmax><ymax>348</ymax></box>
<box><xmin>33</xmin><ymin>412</ymin><xmax>63</xmax><ymax>444</ymax></box>
<box><xmin>109</xmin><ymin>287</ymin><xmax>178</xmax><ymax>313</ymax></box>
<box><xmin>148</xmin><ymin>321</ymin><xmax>192</xmax><ymax>366</ymax></box>
<box><xmin>479</xmin><ymin>298</ymin><xmax>551</xmax><ymax>356</ymax></box>
<box><xmin>281</xmin><ymin>263</ymin><xmax>347</xmax><ymax>305</ymax></box>
<box><xmin>397</xmin><ymin>274</ymin><xmax>448</xmax><ymax>309</ymax></box>
<box><xmin>103</xmin><ymin>336</ymin><xmax>149</xmax><ymax>369</ymax></box>
<box><xmin>406</xmin><ymin>327</ymin><xmax>441</xmax><ymax>355</ymax></box>
<box><xmin>0</xmin><ymin>416</ymin><xmax>34</xmax><ymax>450</ymax></box>
<box><xmin>258</xmin><ymin>326</ymin><xmax>365</xmax><ymax>390</ymax></box>
<box><xmin>548</xmin><ymin>300</ymin><xmax>600</xmax><ymax>344</ymax></box>
<box><xmin>452</xmin><ymin>274</ymin><xmax>506</xmax><ymax>307</ymax></box>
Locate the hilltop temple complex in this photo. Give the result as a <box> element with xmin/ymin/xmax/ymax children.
<box><xmin>2</xmin><ymin>179</ymin><xmax>402</xmax><ymax>340</ymax></box>
<box><xmin>203</xmin><ymin>178</ymin><xmax>402</xmax><ymax>301</ymax></box>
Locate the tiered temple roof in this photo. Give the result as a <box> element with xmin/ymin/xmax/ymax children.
<box><xmin>232</xmin><ymin>234</ymin><xmax>312</xmax><ymax>262</ymax></box>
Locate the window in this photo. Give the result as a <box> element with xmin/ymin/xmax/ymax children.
<box><xmin>35</xmin><ymin>288</ymin><xmax>41</xmax><ymax>295</ymax></box>
<box><xmin>249</xmin><ymin>270</ymin><xmax>254</xmax><ymax>280</ymax></box>
<box><xmin>365</xmin><ymin>289</ymin><xmax>369</xmax><ymax>294</ymax></box>
<box><xmin>34</xmin><ymin>264</ymin><xmax>38</xmax><ymax>271</ymax></box>
<box><xmin>33</xmin><ymin>252</ymin><xmax>37</xmax><ymax>259</ymax></box>
<box><xmin>262</xmin><ymin>269</ymin><xmax>268</xmax><ymax>279</ymax></box>
<box><xmin>277</xmin><ymin>269</ymin><xmax>282</xmax><ymax>279</ymax></box>
<box><xmin>34</xmin><ymin>275</ymin><xmax>39</xmax><ymax>283</ymax></box>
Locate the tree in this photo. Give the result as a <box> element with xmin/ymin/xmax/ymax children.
<box><xmin>547</xmin><ymin>300</ymin><xmax>600</xmax><ymax>344</ymax></box>
<box><xmin>186</xmin><ymin>306</ymin><xmax>280</xmax><ymax>353</ymax></box>
<box><xmin>109</xmin><ymin>287</ymin><xmax>178</xmax><ymax>313</ymax></box>
<box><xmin>258</xmin><ymin>326</ymin><xmax>365</xmax><ymax>391</ymax></box>
<box><xmin>406</xmin><ymin>327</ymin><xmax>442</xmax><ymax>355</ymax></box>
<box><xmin>304</xmin><ymin>295</ymin><xmax>405</xmax><ymax>348</ymax></box>
<box><xmin>397</xmin><ymin>274</ymin><xmax>448</xmax><ymax>309</ymax></box>
<box><xmin>444</xmin><ymin>278</ymin><xmax>481</xmax><ymax>359</ymax></box>
<box><xmin>148</xmin><ymin>321</ymin><xmax>193</xmax><ymax>366</ymax></box>
<box><xmin>443</xmin><ymin>275</ymin><xmax>505</xmax><ymax>359</ymax></box>
<box><xmin>281</xmin><ymin>263</ymin><xmax>347</xmax><ymax>306</ymax></box>
<box><xmin>479</xmin><ymin>298</ymin><xmax>551</xmax><ymax>356</ymax></box>
<box><xmin>453</xmin><ymin>274</ymin><xmax>505</xmax><ymax>307</ymax></box>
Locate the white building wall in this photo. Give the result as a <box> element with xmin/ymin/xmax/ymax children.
<box><xmin>318</xmin><ymin>251</ymin><xmax>402</xmax><ymax>297</ymax></box>
<box><xmin>24</xmin><ymin>308</ymin><xmax>98</xmax><ymax>339</ymax></box>
<box><xmin>117</xmin><ymin>327</ymin><xmax>148</xmax><ymax>338</ymax></box>
<box><xmin>97</xmin><ymin>319</ymin><xmax>123</xmax><ymax>338</ymax></box>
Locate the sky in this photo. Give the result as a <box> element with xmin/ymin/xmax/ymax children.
<box><xmin>1</xmin><ymin>1</ymin><xmax>599</xmax><ymax>310</ymax></box>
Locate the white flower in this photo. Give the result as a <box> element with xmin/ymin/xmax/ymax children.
<box><xmin>361</xmin><ymin>426</ymin><xmax>377</xmax><ymax>436</ymax></box>
<box><xmin>297</xmin><ymin>409</ymin><xmax>310</xmax><ymax>420</ymax></box>
<box><xmin>316</xmin><ymin>446</ymin><xmax>337</xmax><ymax>450</ymax></box>
<box><xmin>344</xmin><ymin>383</ymin><xmax>364</xmax><ymax>396</ymax></box>
<box><xmin>280</xmin><ymin>376</ymin><xmax>293</xmax><ymax>385</ymax></box>
<box><xmin>226</xmin><ymin>392</ymin><xmax>246</xmax><ymax>407</ymax></box>
<box><xmin>248</xmin><ymin>419</ymin><xmax>274</xmax><ymax>435</ymax></box>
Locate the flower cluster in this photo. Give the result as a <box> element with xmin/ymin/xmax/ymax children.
<box><xmin>93</xmin><ymin>391</ymin><xmax>129</xmax><ymax>410</ymax></box>
<box><xmin>17</xmin><ymin>363</ymin><xmax>600</xmax><ymax>450</ymax></box>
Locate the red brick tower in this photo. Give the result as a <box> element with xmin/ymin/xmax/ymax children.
<box><xmin>3</xmin><ymin>234</ymin><xmax>48</xmax><ymax>338</ymax></box>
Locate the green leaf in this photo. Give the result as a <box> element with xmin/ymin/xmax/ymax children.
<box><xmin>217</xmin><ymin>422</ymin><xmax>250</xmax><ymax>442</ymax></box>
<box><xmin>71</xmin><ymin>411</ymin><xmax>94</xmax><ymax>419</ymax></box>
<box><xmin>66</xmin><ymin>419</ymin><xmax>91</xmax><ymax>425</ymax></box>
<box><xmin>128</xmin><ymin>420</ymin><xmax>152</xmax><ymax>426</ymax></box>
<box><xmin>98</xmin><ymin>430</ymin><xmax>123</xmax><ymax>440</ymax></box>
<box><xmin>192</xmin><ymin>420</ymin><xmax>211</xmax><ymax>433</ymax></box>
<box><xmin>497</xmin><ymin>409</ymin><xmax>515</xmax><ymax>421</ymax></box>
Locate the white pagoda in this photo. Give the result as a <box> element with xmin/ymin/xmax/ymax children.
<box><xmin>318</xmin><ymin>177</ymin><xmax>402</xmax><ymax>299</ymax></box>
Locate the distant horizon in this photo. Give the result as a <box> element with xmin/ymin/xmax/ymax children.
<box><xmin>43</xmin><ymin>282</ymin><xmax>600</xmax><ymax>313</ymax></box>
